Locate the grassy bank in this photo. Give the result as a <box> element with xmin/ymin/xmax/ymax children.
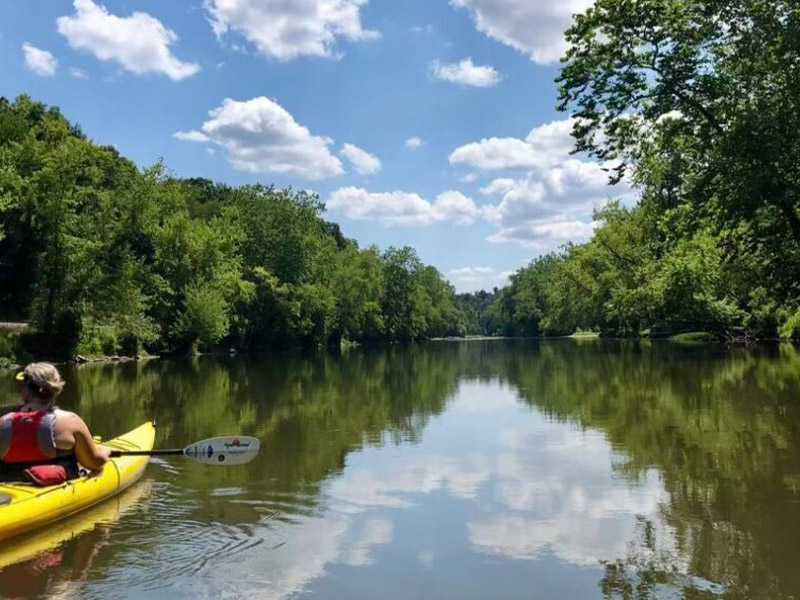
<box><xmin>669</xmin><ymin>332</ymin><xmax>719</xmax><ymax>344</ymax></box>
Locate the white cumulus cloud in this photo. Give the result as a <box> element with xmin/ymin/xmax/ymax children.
<box><xmin>405</xmin><ymin>136</ymin><xmax>424</xmax><ymax>150</ymax></box>
<box><xmin>451</xmin><ymin>117</ymin><xmax>631</xmax><ymax>248</ymax></box>
<box><xmin>480</xmin><ymin>178</ymin><xmax>516</xmax><ymax>196</ymax></box>
<box><xmin>450</xmin><ymin>137</ymin><xmax>541</xmax><ymax>171</ymax></box>
<box><xmin>449</xmin><ymin>266</ymin><xmax>495</xmax><ymax>278</ymax></box>
<box><xmin>483</xmin><ymin>160</ymin><xmax>614</xmax><ymax>220</ymax></box>
<box><xmin>447</xmin><ymin>267</ymin><xmax>511</xmax><ymax>291</ymax></box>
<box><xmin>436</xmin><ymin>190</ymin><xmax>486</xmax><ymax>225</ymax></box>
<box><xmin>430</xmin><ymin>58</ymin><xmax>500</xmax><ymax>88</ymax></box>
<box><xmin>173</xmin><ymin>130</ymin><xmax>210</xmax><ymax>143</ymax></box>
<box><xmin>451</xmin><ymin>0</ymin><xmax>594</xmax><ymax>64</ymax></box>
<box><xmin>22</xmin><ymin>43</ymin><xmax>57</xmax><ymax>77</ymax></box>
<box><xmin>340</xmin><ymin>143</ymin><xmax>381</xmax><ymax>175</ymax></box>
<box><xmin>482</xmin><ymin>160</ymin><xmax>622</xmax><ymax>247</ymax></box>
<box><xmin>175</xmin><ymin>96</ymin><xmax>344</xmax><ymax>180</ymax></box>
<box><xmin>57</xmin><ymin>0</ymin><xmax>199</xmax><ymax>80</ymax></box>
<box><xmin>449</xmin><ymin>118</ymin><xmax>577</xmax><ymax>172</ymax></box>
<box><xmin>486</xmin><ymin>218</ymin><xmax>598</xmax><ymax>248</ymax></box>
<box><xmin>205</xmin><ymin>0</ymin><xmax>379</xmax><ymax>61</ymax></box>
<box><xmin>328</xmin><ymin>187</ymin><xmax>483</xmax><ymax>226</ymax></box>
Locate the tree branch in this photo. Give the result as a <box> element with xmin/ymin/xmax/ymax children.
<box><xmin>596</xmin><ymin>236</ymin><xmax>640</xmax><ymax>268</ymax></box>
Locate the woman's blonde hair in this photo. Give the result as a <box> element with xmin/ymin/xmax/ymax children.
<box><xmin>21</xmin><ymin>362</ymin><xmax>65</xmax><ymax>402</ymax></box>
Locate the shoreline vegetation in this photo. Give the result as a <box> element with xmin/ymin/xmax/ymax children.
<box><xmin>2</xmin><ymin>2</ymin><xmax>800</xmax><ymax>364</ymax></box>
<box><xmin>457</xmin><ymin>1</ymin><xmax>800</xmax><ymax>346</ymax></box>
<box><xmin>0</xmin><ymin>95</ymin><xmax>473</xmax><ymax>366</ymax></box>
<box><xmin>0</xmin><ymin>333</ymin><xmax>738</xmax><ymax>373</ymax></box>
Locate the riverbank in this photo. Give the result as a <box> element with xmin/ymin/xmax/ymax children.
<box><xmin>4</xmin><ymin>328</ymin><xmax>795</xmax><ymax>374</ymax></box>
<box><xmin>435</xmin><ymin>330</ymin><xmax>786</xmax><ymax>344</ymax></box>
<box><xmin>0</xmin><ymin>324</ymin><xmax>162</xmax><ymax>371</ymax></box>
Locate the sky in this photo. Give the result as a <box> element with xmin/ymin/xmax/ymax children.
<box><xmin>0</xmin><ymin>0</ymin><xmax>630</xmax><ymax>293</ymax></box>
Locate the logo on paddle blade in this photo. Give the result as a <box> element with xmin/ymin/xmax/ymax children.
<box><xmin>223</xmin><ymin>438</ymin><xmax>251</xmax><ymax>449</ymax></box>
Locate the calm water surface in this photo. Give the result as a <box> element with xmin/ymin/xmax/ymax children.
<box><xmin>2</xmin><ymin>340</ymin><xmax>800</xmax><ymax>599</ymax></box>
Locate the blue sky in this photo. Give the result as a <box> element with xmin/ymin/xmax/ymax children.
<box><xmin>0</xmin><ymin>0</ymin><xmax>627</xmax><ymax>292</ymax></box>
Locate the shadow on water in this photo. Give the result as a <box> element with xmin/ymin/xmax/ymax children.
<box><xmin>1</xmin><ymin>340</ymin><xmax>799</xmax><ymax>599</ymax></box>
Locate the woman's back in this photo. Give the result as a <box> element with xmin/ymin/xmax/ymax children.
<box><xmin>1</xmin><ymin>363</ymin><xmax>110</xmax><ymax>475</ymax></box>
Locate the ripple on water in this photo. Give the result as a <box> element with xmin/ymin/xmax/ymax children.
<box><xmin>85</xmin><ymin>480</ymin><xmax>273</xmax><ymax>596</ymax></box>
<box><xmin>90</xmin><ymin>523</ymin><xmax>267</xmax><ymax>597</ymax></box>
<box><xmin>208</xmin><ymin>487</ymin><xmax>246</xmax><ymax>497</ymax></box>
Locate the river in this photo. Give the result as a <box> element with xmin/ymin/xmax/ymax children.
<box><xmin>1</xmin><ymin>339</ymin><xmax>800</xmax><ymax>599</ymax></box>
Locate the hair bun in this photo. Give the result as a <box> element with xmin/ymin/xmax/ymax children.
<box><xmin>22</xmin><ymin>363</ymin><xmax>65</xmax><ymax>402</ymax></box>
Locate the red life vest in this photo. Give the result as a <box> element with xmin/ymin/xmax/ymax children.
<box><xmin>0</xmin><ymin>410</ymin><xmax>58</xmax><ymax>463</ymax></box>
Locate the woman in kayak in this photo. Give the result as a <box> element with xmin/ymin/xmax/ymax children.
<box><xmin>0</xmin><ymin>363</ymin><xmax>110</xmax><ymax>481</ymax></box>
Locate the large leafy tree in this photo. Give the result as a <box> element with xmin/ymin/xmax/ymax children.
<box><xmin>548</xmin><ymin>0</ymin><xmax>800</xmax><ymax>337</ymax></box>
<box><xmin>558</xmin><ymin>0</ymin><xmax>800</xmax><ymax>237</ymax></box>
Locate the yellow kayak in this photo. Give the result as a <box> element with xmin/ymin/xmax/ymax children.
<box><xmin>0</xmin><ymin>422</ymin><xmax>155</xmax><ymax>542</ymax></box>
<box><xmin>0</xmin><ymin>480</ymin><xmax>152</xmax><ymax>571</ymax></box>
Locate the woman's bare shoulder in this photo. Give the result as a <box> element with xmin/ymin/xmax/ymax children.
<box><xmin>54</xmin><ymin>408</ymin><xmax>81</xmax><ymax>422</ymax></box>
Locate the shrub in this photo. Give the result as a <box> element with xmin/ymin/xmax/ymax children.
<box><xmin>780</xmin><ymin>308</ymin><xmax>800</xmax><ymax>341</ymax></box>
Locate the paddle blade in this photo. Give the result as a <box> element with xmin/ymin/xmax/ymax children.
<box><xmin>183</xmin><ymin>437</ymin><xmax>260</xmax><ymax>466</ymax></box>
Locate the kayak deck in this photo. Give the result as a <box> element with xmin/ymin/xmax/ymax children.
<box><xmin>0</xmin><ymin>421</ymin><xmax>155</xmax><ymax>542</ymax></box>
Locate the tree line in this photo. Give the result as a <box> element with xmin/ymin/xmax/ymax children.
<box><xmin>462</xmin><ymin>0</ymin><xmax>800</xmax><ymax>342</ymax></box>
<box><xmin>3</xmin><ymin>0</ymin><xmax>800</xmax><ymax>358</ymax></box>
<box><xmin>0</xmin><ymin>95</ymin><xmax>468</xmax><ymax>359</ymax></box>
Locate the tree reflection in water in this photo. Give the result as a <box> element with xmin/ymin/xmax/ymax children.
<box><xmin>0</xmin><ymin>341</ymin><xmax>798</xmax><ymax>599</ymax></box>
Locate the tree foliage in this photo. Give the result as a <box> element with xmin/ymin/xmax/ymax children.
<box><xmin>474</xmin><ymin>0</ymin><xmax>800</xmax><ymax>341</ymax></box>
<box><xmin>0</xmin><ymin>96</ymin><xmax>466</xmax><ymax>358</ymax></box>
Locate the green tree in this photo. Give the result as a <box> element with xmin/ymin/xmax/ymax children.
<box><xmin>556</xmin><ymin>0</ymin><xmax>800</xmax><ymax>336</ymax></box>
<box><xmin>331</xmin><ymin>245</ymin><xmax>385</xmax><ymax>343</ymax></box>
<box><xmin>382</xmin><ymin>247</ymin><xmax>425</xmax><ymax>341</ymax></box>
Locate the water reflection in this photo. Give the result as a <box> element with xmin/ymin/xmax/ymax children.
<box><xmin>501</xmin><ymin>341</ymin><xmax>800</xmax><ymax>599</ymax></box>
<box><xmin>1</xmin><ymin>341</ymin><xmax>799</xmax><ymax>599</ymax></box>
<box><xmin>467</xmin><ymin>423</ymin><xmax>670</xmax><ymax>567</ymax></box>
<box><xmin>0</xmin><ymin>482</ymin><xmax>152</xmax><ymax>600</ymax></box>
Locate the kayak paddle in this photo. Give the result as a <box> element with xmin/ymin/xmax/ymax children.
<box><xmin>109</xmin><ymin>436</ymin><xmax>260</xmax><ymax>465</ymax></box>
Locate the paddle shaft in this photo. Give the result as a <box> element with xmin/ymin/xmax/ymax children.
<box><xmin>110</xmin><ymin>449</ymin><xmax>184</xmax><ymax>457</ymax></box>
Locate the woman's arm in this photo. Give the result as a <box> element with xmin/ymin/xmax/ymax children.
<box><xmin>68</xmin><ymin>414</ymin><xmax>112</xmax><ymax>472</ymax></box>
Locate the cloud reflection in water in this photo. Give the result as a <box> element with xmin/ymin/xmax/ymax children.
<box><xmin>173</xmin><ymin>381</ymin><xmax>680</xmax><ymax>599</ymax></box>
